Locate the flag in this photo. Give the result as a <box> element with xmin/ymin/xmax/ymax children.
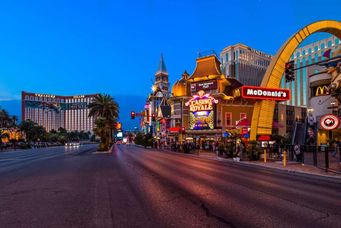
<box><xmin>323</xmin><ymin>49</ymin><xmax>331</xmax><ymax>58</ymax></box>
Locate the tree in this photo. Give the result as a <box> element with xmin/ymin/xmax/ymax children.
<box><xmin>93</xmin><ymin>117</ymin><xmax>111</xmax><ymax>151</ymax></box>
<box><xmin>88</xmin><ymin>94</ymin><xmax>119</xmax><ymax>150</ymax></box>
<box><xmin>19</xmin><ymin>120</ymin><xmax>47</xmax><ymax>142</ymax></box>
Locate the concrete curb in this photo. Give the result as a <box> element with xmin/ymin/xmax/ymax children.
<box><xmin>92</xmin><ymin>145</ymin><xmax>114</xmax><ymax>154</ymax></box>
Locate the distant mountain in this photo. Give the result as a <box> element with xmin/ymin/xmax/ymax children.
<box><xmin>0</xmin><ymin>95</ymin><xmax>146</xmax><ymax>131</ymax></box>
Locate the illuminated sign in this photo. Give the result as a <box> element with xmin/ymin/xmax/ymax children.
<box><xmin>320</xmin><ymin>114</ymin><xmax>340</xmax><ymax>130</ymax></box>
<box><xmin>35</xmin><ymin>93</ymin><xmax>56</xmax><ymax>98</ymax></box>
<box><xmin>315</xmin><ymin>85</ymin><xmax>329</xmax><ymax>97</ymax></box>
<box><xmin>241</xmin><ymin>86</ymin><xmax>290</xmax><ymax>101</ymax></box>
<box><xmin>73</xmin><ymin>95</ymin><xmax>85</xmax><ymax>99</ymax></box>
<box><xmin>185</xmin><ymin>90</ymin><xmax>218</xmax><ymax>112</ymax></box>
<box><xmin>186</xmin><ymin>90</ymin><xmax>218</xmax><ymax>130</ymax></box>
<box><xmin>258</xmin><ymin>135</ymin><xmax>271</xmax><ymax>141</ymax></box>
<box><xmin>191</xmin><ymin>80</ymin><xmax>217</xmax><ymax>92</ymax></box>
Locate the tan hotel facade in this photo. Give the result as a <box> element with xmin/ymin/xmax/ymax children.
<box><xmin>22</xmin><ymin>91</ymin><xmax>97</xmax><ymax>132</ymax></box>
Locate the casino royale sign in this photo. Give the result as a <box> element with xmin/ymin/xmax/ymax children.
<box><xmin>185</xmin><ymin>90</ymin><xmax>218</xmax><ymax>111</ymax></box>
<box><xmin>186</xmin><ymin>90</ymin><xmax>218</xmax><ymax>130</ymax></box>
<box><xmin>188</xmin><ymin>98</ymin><xmax>214</xmax><ymax>111</ymax></box>
<box><xmin>241</xmin><ymin>86</ymin><xmax>290</xmax><ymax>101</ymax></box>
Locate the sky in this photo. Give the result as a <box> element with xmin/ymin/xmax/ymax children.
<box><xmin>0</xmin><ymin>0</ymin><xmax>341</xmax><ymax>128</ymax></box>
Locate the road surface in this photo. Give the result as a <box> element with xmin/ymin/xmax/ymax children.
<box><xmin>0</xmin><ymin>144</ymin><xmax>340</xmax><ymax>227</ymax></box>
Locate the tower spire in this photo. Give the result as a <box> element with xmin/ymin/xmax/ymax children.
<box><xmin>156</xmin><ymin>53</ymin><xmax>168</xmax><ymax>75</ymax></box>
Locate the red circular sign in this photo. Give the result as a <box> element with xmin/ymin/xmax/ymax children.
<box><xmin>320</xmin><ymin>114</ymin><xmax>340</xmax><ymax>130</ymax></box>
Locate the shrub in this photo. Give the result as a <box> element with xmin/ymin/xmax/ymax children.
<box><xmin>98</xmin><ymin>143</ymin><xmax>108</xmax><ymax>151</ymax></box>
<box><xmin>246</xmin><ymin>140</ymin><xmax>260</xmax><ymax>160</ymax></box>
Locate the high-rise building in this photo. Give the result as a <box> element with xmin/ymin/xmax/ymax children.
<box><xmin>275</xmin><ymin>35</ymin><xmax>341</xmax><ymax>144</ymax></box>
<box><xmin>22</xmin><ymin>91</ymin><xmax>97</xmax><ymax>132</ymax></box>
<box><xmin>220</xmin><ymin>43</ymin><xmax>272</xmax><ymax>86</ymax></box>
<box><xmin>281</xmin><ymin>35</ymin><xmax>340</xmax><ymax>107</ymax></box>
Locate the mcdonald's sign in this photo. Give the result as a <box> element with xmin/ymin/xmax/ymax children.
<box><xmin>315</xmin><ymin>85</ymin><xmax>329</xmax><ymax>96</ymax></box>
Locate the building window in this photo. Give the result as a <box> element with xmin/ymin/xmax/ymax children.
<box><xmin>328</xmin><ymin>41</ymin><xmax>332</xmax><ymax>48</ymax></box>
<box><xmin>335</xmin><ymin>38</ymin><xmax>340</xmax><ymax>46</ymax></box>
<box><xmin>225</xmin><ymin>112</ymin><xmax>232</xmax><ymax>126</ymax></box>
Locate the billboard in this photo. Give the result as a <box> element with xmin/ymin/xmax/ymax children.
<box><xmin>241</xmin><ymin>86</ymin><xmax>290</xmax><ymax>101</ymax></box>
<box><xmin>190</xmin><ymin>80</ymin><xmax>217</xmax><ymax>93</ymax></box>
<box><xmin>185</xmin><ymin>90</ymin><xmax>218</xmax><ymax>130</ymax></box>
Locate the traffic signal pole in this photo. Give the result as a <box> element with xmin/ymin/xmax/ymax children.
<box><xmin>285</xmin><ymin>55</ymin><xmax>341</xmax><ymax>82</ymax></box>
<box><xmin>294</xmin><ymin>56</ymin><xmax>341</xmax><ymax>71</ymax></box>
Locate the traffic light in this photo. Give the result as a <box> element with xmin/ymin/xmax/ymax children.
<box><xmin>130</xmin><ymin>111</ymin><xmax>135</xmax><ymax>119</ymax></box>
<box><xmin>285</xmin><ymin>60</ymin><xmax>295</xmax><ymax>82</ymax></box>
<box><xmin>151</xmin><ymin>113</ymin><xmax>156</xmax><ymax>121</ymax></box>
<box><xmin>115</xmin><ymin>122</ymin><xmax>122</xmax><ymax>130</ymax></box>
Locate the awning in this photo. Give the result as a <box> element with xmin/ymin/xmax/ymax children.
<box><xmin>236</xmin><ymin>118</ymin><xmax>249</xmax><ymax>127</ymax></box>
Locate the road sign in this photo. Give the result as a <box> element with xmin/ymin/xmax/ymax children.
<box><xmin>320</xmin><ymin>114</ymin><xmax>340</xmax><ymax>130</ymax></box>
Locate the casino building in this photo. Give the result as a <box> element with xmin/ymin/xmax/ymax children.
<box><xmin>22</xmin><ymin>91</ymin><xmax>97</xmax><ymax>133</ymax></box>
<box><xmin>168</xmin><ymin>53</ymin><xmax>255</xmax><ymax>144</ymax></box>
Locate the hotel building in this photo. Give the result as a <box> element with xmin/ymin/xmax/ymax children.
<box><xmin>278</xmin><ymin>36</ymin><xmax>341</xmax><ymax>144</ymax></box>
<box><xmin>220</xmin><ymin>43</ymin><xmax>272</xmax><ymax>86</ymax></box>
<box><xmin>22</xmin><ymin>91</ymin><xmax>97</xmax><ymax>132</ymax></box>
<box><xmin>282</xmin><ymin>35</ymin><xmax>340</xmax><ymax>107</ymax></box>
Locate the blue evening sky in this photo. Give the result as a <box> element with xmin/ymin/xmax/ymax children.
<box><xmin>0</xmin><ymin>0</ymin><xmax>340</xmax><ymax>128</ymax></box>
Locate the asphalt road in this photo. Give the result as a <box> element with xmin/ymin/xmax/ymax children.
<box><xmin>0</xmin><ymin>144</ymin><xmax>340</xmax><ymax>228</ymax></box>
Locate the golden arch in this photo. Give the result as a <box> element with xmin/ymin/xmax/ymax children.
<box><xmin>315</xmin><ymin>85</ymin><xmax>329</xmax><ymax>96</ymax></box>
<box><xmin>250</xmin><ymin>20</ymin><xmax>341</xmax><ymax>140</ymax></box>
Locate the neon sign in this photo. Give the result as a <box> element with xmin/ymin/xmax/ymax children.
<box><xmin>241</xmin><ymin>86</ymin><xmax>290</xmax><ymax>101</ymax></box>
<box><xmin>186</xmin><ymin>90</ymin><xmax>218</xmax><ymax>130</ymax></box>
<box><xmin>185</xmin><ymin>90</ymin><xmax>218</xmax><ymax>112</ymax></box>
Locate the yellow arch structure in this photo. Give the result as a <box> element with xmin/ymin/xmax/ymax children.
<box><xmin>250</xmin><ymin>20</ymin><xmax>341</xmax><ymax>140</ymax></box>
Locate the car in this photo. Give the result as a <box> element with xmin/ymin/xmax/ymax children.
<box><xmin>65</xmin><ymin>142</ymin><xmax>80</xmax><ymax>147</ymax></box>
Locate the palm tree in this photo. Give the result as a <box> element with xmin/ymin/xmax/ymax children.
<box><xmin>93</xmin><ymin>117</ymin><xmax>111</xmax><ymax>150</ymax></box>
<box><xmin>88</xmin><ymin>94</ymin><xmax>119</xmax><ymax>150</ymax></box>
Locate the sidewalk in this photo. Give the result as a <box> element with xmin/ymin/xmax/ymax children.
<box><xmin>195</xmin><ymin>152</ymin><xmax>341</xmax><ymax>180</ymax></box>
<box><xmin>135</xmin><ymin>145</ymin><xmax>341</xmax><ymax>180</ymax></box>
